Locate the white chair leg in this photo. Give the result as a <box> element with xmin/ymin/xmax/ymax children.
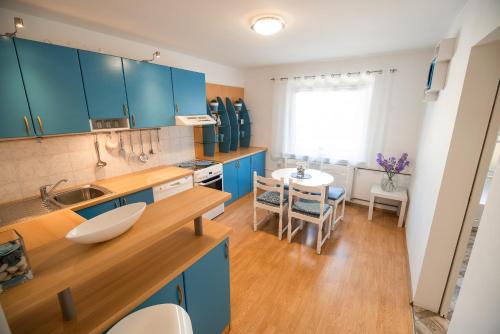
<box><xmin>340</xmin><ymin>198</ymin><xmax>345</xmax><ymax>221</ymax></box>
<box><xmin>287</xmin><ymin>215</ymin><xmax>293</xmax><ymax>243</ymax></box>
<box><xmin>328</xmin><ymin>213</ymin><xmax>333</xmax><ymax>238</ymax></box>
<box><xmin>332</xmin><ymin>202</ymin><xmax>338</xmax><ymax>230</ymax></box>
<box><xmin>278</xmin><ymin>211</ymin><xmax>283</xmax><ymax>240</ymax></box>
<box><xmin>317</xmin><ymin>222</ymin><xmax>323</xmax><ymax>255</ymax></box>
<box><xmin>253</xmin><ymin>205</ymin><xmax>257</xmax><ymax>231</ymax></box>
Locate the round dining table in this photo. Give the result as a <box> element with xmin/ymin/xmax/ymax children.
<box><xmin>271</xmin><ymin>168</ymin><xmax>334</xmax><ymax>187</ymax></box>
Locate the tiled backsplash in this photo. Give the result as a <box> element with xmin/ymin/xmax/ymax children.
<box><xmin>0</xmin><ymin>126</ymin><xmax>195</xmax><ymax>203</ymax></box>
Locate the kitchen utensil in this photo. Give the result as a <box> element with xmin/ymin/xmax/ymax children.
<box><xmin>139</xmin><ymin>130</ymin><xmax>149</xmax><ymax>163</ymax></box>
<box><xmin>156</xmin><ymin>128</ymin><xmax>161</xmax><ymax>152</ymax></box>
<box><xmin>149</xmin><ymin>130</ymin><xmax>155</xmax><ymax>155</ymax></box>
<box><xmin>94</xmin><ymin>135</ymin><xmax>107</xmax><ymax>168</ymax></box>
<box><xmin>118</xmin><ymin>132</ymin><xmax>126</xmax><ymax>159</ymax></box>
<box><xmin>129</xmin><ymin>132</ymin><xmax>137</xmax><ymax>161</ymax></box>
<box><xmin>105</xmin><ymin>133</ymin><xmax>119</xmax><ymax>150</ymax></box>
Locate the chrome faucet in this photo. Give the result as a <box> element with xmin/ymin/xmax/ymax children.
<box><xmin>40</xmin><ymin>179</ymin><xmax>68</xmax><ymax>202</ymax></box>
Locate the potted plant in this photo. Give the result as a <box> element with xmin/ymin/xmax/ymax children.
<box><xmin>376</xmin><ymin>153</ymin><xmax>410</xmax><ymax>192</ymax></box>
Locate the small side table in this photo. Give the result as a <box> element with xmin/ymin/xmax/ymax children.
<box><xmin>368</xmin><ymin>184</ymin><xmax>408</xmax><ymax>227</ymax></box>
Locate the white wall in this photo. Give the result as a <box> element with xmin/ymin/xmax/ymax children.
<box><xmin>244</xmin><ymin>49</ymin><xmax>432</xmax><ymax>196</ymax></box>
<box><xmin>448</xmin><ymin>159</ymin><xmax>500</xmax><ymax>333</ymax></box>
<box><xmin>405</xmin><ymin>0</ymin><xmax>500</xmax><ymax>311</ymax></box>
<box><xmin>0</xmin><ymin>8</ymin><xmax>244</xmax><ymax>86</ymax></box>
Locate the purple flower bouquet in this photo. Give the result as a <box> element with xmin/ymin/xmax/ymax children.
<box><xmin>376</xmin><ymin>153</ymin><xmax>410</xmax><ymax>192</ymax></box>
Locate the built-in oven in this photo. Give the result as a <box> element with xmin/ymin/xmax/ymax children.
<box><xmin>197</xmin><ymin>174</ymin><xmax>223</xmax><ymax>191</ymax></box>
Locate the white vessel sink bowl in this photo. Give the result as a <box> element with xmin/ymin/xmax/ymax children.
<box><xmin>67</xmin><ymin>202</ymin><xmax>146</xmax><ymax>244</ymax></box>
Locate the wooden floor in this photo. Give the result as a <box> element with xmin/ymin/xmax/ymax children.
<box><xmin>215</xmin><ymin>194</ymin><xmax>414</xmax><ymax>334</ymax></box>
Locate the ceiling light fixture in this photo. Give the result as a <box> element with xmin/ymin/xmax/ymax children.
<box><xmin>2</xmin><ymin>17</ymin><xmax>24</xmax><ymax>38</ymax></box>
<box><xmin>251</xmin><ymin>15</ymin><xmax>285</xmax><ymax>36</ymax></box>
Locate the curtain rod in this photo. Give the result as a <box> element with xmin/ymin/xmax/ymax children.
<box><xmin>269</xmin><ymin>68</ymin><xmax>397</xmax><ymax>81</ymax></box>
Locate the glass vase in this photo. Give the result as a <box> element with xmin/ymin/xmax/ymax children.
<box><xmin>381</xmin><ymin>174</ymin><xmax>398</xmax><ymax>192</ymax></box>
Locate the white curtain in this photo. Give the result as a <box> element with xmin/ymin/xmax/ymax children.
<box><xmin>271</xmin><ymin>71</ymin><xmax>393</xmax><ymax>167</ymax></box>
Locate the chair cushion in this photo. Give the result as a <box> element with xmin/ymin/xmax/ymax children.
<box><xmin>257</xmin><ymin>191</ymin><xmax>288</xmax><ymax>207</ymax></box>
<box><xmin>292</xmin><ymin>199</ymin><xmax>330</xmax><ymax>217</ymax></box>
<box><xmin>328</xmin><ymin>187</ymin><xmax>345</xmax><ymax>201</ymax></box>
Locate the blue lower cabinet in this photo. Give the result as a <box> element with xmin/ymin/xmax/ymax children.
<box><xmin>76</xmin><ymin>199</ymin><xmax>120</xmax><ymax>220</ymax></box>
<box><xmin>238</xmin><ymin>156</ymin><xmax>252</xmax><ymax>197</ymax></box>
<box><xmin>223</xmin><ymin>161</ymin><xmax>239</xmax><ymax>206</ymax></box>
<box><xmin>184</xmin><ymin>239</ymin><xmax>230</xmax><ymax>334</ymax></box>
<box><xmin>75</xmin><ymin>188</ymin><xmax>153</xmax><ymax>219</ymax></box>
<box><xmin>121</xmin><ymin>188</ymin><xmax>154</xmax><ymax>206</ymax></box>
<box><xmin>133</xmin><ymin>274</ymin><xmax>186</xmax><ymax>312</ymax></box>
<box><xmin>251</xmin><ymin>151</ymin><xmax>266</xmax><ymax>177</ymax></box>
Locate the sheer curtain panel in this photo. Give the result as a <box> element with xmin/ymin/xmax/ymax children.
<box><xmin>271</xmin><ymin>72</ymin><xmax>393</xmax><ymax>167</ymax></box>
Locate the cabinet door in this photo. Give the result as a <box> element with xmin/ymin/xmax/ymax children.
<box><xmin>76</xmin><ymin>199</ymin><xmax>120</xmax><ymax>220</ymax></box>
<box><xmin>132</xmin><ymin>274</ymin><xmax>186</xmax><ymax>312</ymax></box>
<box><xmin>184</xmin><ymin>239</ymin><xmax>230</xmax><ymax>334</ymax></box>
<box><xmin>122</xmin><ymin>59</ymin><xmax>175</xmax><ymax>128</ymax></box>
<box><xmin>0</xmin><ymin>38</ymin><xmax>33</xmax><ymax>138</ymax></box>
<box><xmin>223</xmin><ymin>161</ymin><xmax>238</xmax><ymax>205</ymax></box>
<box><xmin>251</xmin><ymin>151</ymin><xmax>266</xmax><ymax>177</ymax></box>
<box><xmin>121</xmin><ymin>188</ymin><xmax>154</xmax><ymax>206</ymax></box>
<box><xmin>78</xmin><ymin>50</ymin><xmax>128</xmax><ymax>120</ymax></box>
<box><xmin>15</xmin><ymin>38</ymin><xmax>90</xmax><ymax>135</ymax></box>
<box><xmin>238</xmin><ymin>156</ymin><xmax>252</xmax><ymax>197</ymax></box>
<box><xmin>171</xmin><ymin>68</ymin><xmax>206</xmax><ymax>116</ymax></box>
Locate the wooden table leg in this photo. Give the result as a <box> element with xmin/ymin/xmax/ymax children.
<box><xmin>368</xmin><ymin>195</ymin><xmax>375</xmax><ymax>221</ymax></box>
<box><xmin>194</xmin><ymin>216</ymin><xmax>203</xmax><ymax>236</ymax></box>
<box><xmin>398</xmin><ymin>200</ymin><xmax>407</xmax><ymax>227</ymax></box>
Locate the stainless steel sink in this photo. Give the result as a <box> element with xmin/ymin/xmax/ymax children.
<box><xmin>49</xmin><ymin>184</ymin><xmax>112</xmax><ymax>207</ymax></box>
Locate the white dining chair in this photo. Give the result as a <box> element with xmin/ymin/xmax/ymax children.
<box><xmin>253</xmin><ymin>172</ymin><xmax>289</xmax><ymax>240</ymax></box>
<box><xmin>287</xmin><ymin>182</ymin><xmax>333</xmax><ymax>254</ymax></box>
<box><xmin>319</xmin><ymin>162</ymin><xmax>350</xmax><ymax>229</ymax></box>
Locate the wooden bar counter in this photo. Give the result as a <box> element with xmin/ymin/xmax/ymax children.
<box><xmin>0</xmin><ymin>186</ymin><xmax>231</xmax><ymax>334</ymax></box>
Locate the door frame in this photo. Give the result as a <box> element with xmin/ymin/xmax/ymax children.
<box><xmin>440</xmin><ymin>79</ymin><xmax>500</xmax><ymax>317</ymax></box>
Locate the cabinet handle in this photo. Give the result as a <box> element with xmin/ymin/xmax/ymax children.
<box><xmin>23</xmin><ymin>116</ymin><xmax>30</xmax><ymax>136</ymax></box>
<box><xmin>176</xmin><ymin>284</ymin><xmax>183</xmax><ymax>306</ymax></box>
<box><xmin>131</xmin><ymin>114</ymin><xmax>136</xmax><ymax>127</ymax></box>
<box><xmin>123</xmin><ymin>103</ymin><xmax>129</xmax><ymax>116</ymax></box>
<box><xmin>224</xmin><ymin>242</ymin><xmax>229</xmax><ymax>259</ymax></box>
<box><xmin>175</xmin><ymin>104</ymin><xmax>179</xmax><ymax>114</ymax></box>
<box><xmin>36</xmin><ymin>115</ymin><xmax>44</xmax><ymax>135</ymax></box>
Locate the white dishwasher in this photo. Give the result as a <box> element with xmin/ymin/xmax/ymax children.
<box><xmin>152</xmin><ymin>176</ymin><xmax>193</xmax><ymax>202</ymax></box>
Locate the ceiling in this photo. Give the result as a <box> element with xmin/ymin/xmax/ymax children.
<box><xmin>1</xmin><ymin>0</ymin><xmax>467</xmax><ymax>68</ymax></box>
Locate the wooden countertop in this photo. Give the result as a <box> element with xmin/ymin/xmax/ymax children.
<box><xmin>0</xmin><ymin>187</ymin><xmax>231</xmax><ymax>334</ymax></box>
<box><xmin>197</xmin><ymin>146</ymin><xmax>267</xmax><ymax>164</ymax></box>
<box><xmin>71</xmin><ymin>165</ymin><xmax>193</xmax><ymax>211</ymax></box>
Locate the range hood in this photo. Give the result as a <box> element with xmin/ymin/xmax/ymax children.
<box><xmin>175</xmin><ymin>115</ymin><xmax>216</xmax><ymax>126</ymax></box>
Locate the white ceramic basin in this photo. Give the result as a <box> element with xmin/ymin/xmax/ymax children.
<box><xmin>108</xmin><ymin>304</ymin><xmax>193</xmax><ymax>334</ymax></box>
<box><xmin>66</xmin><ymin>202</ymin><xmax>146</xmax><ymax>244</ymax></box>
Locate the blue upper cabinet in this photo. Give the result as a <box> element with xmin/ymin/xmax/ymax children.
<box><xmin>0</xmin><ymin>37</ymin><xmax>33</xmax><ymax>139</ymax></box>
<box><xmin>78</xmin><ymin>50</ymin><xmax>128</xmax><ymax>120</ymax></box>
<box><xmin>14</xmin><ymin>38</ymin><xmax>90</xmax><ymax>135</ymax></box>
<box><xmin>184</xmin><ymin>239</ymin><xmax>230</xmax><ymax>334</ymax></box>
<box><xmin>171</xmin><ymin>68</ymin><xmax>206</xmax><ymax>116</ymax></box>
<box><xmin>122</xmin><ymin>59</ymin><xmax>175</xmax><ymax>128</ymax></box>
